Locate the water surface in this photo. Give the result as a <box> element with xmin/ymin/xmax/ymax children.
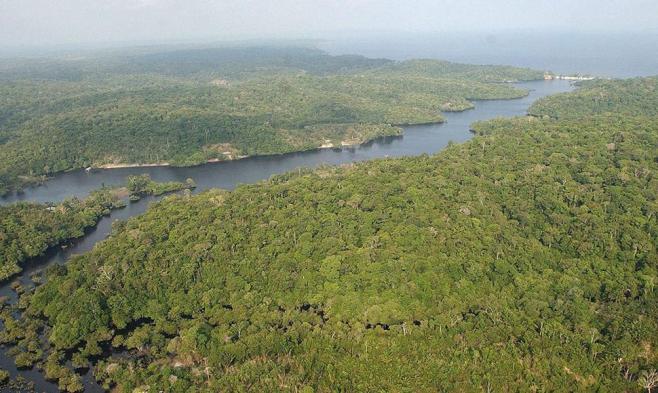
<box><xmin>2</xmin><ymin>80</ymin><xmax>573</xmax><ymax>205</ymax></box>
<box><xmin>0</xmin><ymin>79</ymin><xmax>573</xmax><ymax>391</ymax></box>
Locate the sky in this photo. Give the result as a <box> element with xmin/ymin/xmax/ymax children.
<box><xmin>1</xmin><ymin>0</ymin><xmax>658</xmax><ymax>47</ymax></box>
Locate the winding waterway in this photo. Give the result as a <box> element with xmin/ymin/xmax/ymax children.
<box><xmin>0</xmin><ymin>79</ymin><xmax>573</xmax><ymax>391</ymax></box>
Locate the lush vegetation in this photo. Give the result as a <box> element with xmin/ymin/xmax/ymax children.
<box><xmin>0</xmin><ymin>46</ymin><xmax>544</xmax><ymax>195</ymax></box>
<box><xmin>1</xmin><ymin>77</ymin><xmax>656</xmax><ymax>391</ymax></box>
<box><xmin>0</xmin><ymin>188</ymin><xmax>125</xmax><ymax>281</ymax></box>
<box><xmin>528</xmin><ymin>76</ymin><xmax>658</xmax><ymax>119</ymax></box>
<box><xmin>126</xmin><ymin>174</ymin><xmax>196</xmax><ymax>201</ymax></box>
<box><xmin>0</xmin><ymin>47</ymin><xmax>393</xmax><ymax>81</ymax></box>
<box><xmin>0</xmin><ymin>371</ymin><xmax>34</xmax><ymax>392</ymax></box>
<box><xmin>369</xmin><ymin>58</ymin><xmax>545</xmax><ymax>82</ymax></box>
<box><xmin>0</xmin><ymin>175</ymin><xmax>191</xmax><ymax>282</ymax></box>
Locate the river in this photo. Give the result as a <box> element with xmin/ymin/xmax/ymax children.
<box><xmin>0</xmin><ymin>79</ymin><xmax>573</xmax><ymax>391</ymax></box>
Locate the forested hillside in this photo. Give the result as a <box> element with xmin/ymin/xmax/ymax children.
<box><xmin>0</xmin><ymin>47</ymin><xmax>393</xmax><ymax>81</ymax></box>
<box><xmin>528</xmin><ymin>76</ymin><xmax>658</xmax><ymax>119</ymax></box>
<box><xmin>0</xmin><ymin>46</ymin><xmax>543</xmax><ymax>195</ymax></box>
<box><xmin>370</xmin><ymin>58</ymin><xmax>546</xmax><ymax>82</ymax></box>
<box><xmin>3</xmin><ymin>77</ymin><xmax>656</xmax><ymax>392</ymax></box>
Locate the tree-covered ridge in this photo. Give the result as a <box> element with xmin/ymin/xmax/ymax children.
<box><xmin>3</xmin><ymin>107</ymin><xmax>656</xmax><ymax>391</ymax></box>
<box><xmin>0</xmin><ymin>47</ymin><xmax>542</xmax><ymax>83</ymax></box>
<box><xmin>0</xmin><ymin>46</ymin><xmax>542</xmax><ymax>195</ymax></box>
<box><xmin>0</xmin><ymin>47</ymin><xmax>393</xmax><ymax>82</ymax></box>
<box><xmin>0</xmin><ymin>188</ymin><xmax>125</xmax><ymax>281</ymax></box>
<box><xmin>528</xmin><ymin>76</ymin><xmax>658</xmax><ymax>119</ymax></box>
<box><xmin>369</xmin><ymin>58</ymin><xmax>544</xmax><ymax>82</ymax></box>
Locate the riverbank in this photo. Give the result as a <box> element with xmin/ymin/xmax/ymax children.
<box><xmin>0</xmin><ymin>187</ymin><xmax>127</xmax><ymax>282</ymax></box>
<box><xmin>0</xmin><ymin>80</ymin><xmax>573</xmax><ymax>206</ymax></box>
<box><xmin>9</xmin><ymin>76</ymin><xmax>654</xmax><ymax>392</ymax></box>
<box><xmin>6</xmin><ymin>129</ymin><xmax>407</xmax><ymax>195</ymax></box>
<box><xmin>0</xmin><ymin>79</ymin><xmax>574</xmax><ymax>391</ymax></box>
<box><xmin>543</xmin><ymin>73</ymin><xmax>596</xmax><ymax>81</ymax></box>
<box><xmin>96</xmin><ymin>162</ymin><xmax>170</xmax><ymax>169</ymax></box>
<box><xmin>90</xmin><ymin>125</ymin><xmax>407</xmax><ymax>169</ymax></box>
<box><xmin>0</xmin><ymin>177</ymin><xmax>194</xmax><ymax>285</ymax></box>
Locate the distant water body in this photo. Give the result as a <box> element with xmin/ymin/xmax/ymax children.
<box><xmin>318</xmin><ymin>31</ymin><xmax>658</xmax><ymax>78</ymax></box>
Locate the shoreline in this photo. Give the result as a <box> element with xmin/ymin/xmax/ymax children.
<box><xmin>96</xmin><ymin>162</ymin><xmax>171</xmax><ymax>169</ymax></box>
<box><xmin>0</xmin><ymin>114</ymin><xmax>486</xmax><ymax>198</ymax></box>
<box><xmin>0</xmin><ymin>78</ymin><xmax>574</xmax><ymax>390</ymax></box>
<box><xmin>0</xmin><ymin>82</ymin><xmax>540</xmax><ymax>198</ymax></box>
<box><xmin>92</xmin><ymin>132</ymin><xmax>410</xmax><ymax>170</ymax></box>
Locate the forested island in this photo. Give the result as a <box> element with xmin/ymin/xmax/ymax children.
<box><xmin>1</xmin><ymin>73</ymin><xmax>656</xmax><ymax>391</ymax></box>
<box><xmin>0</xmin><ymin>47</ymin><xmax>544</xmax><ymax>195</ymax></box>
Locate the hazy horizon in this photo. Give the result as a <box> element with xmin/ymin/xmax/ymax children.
<box><xmin>1</xmin><ymin>0</ymin><xmax>658</xmax><ymax>49</ymax></box>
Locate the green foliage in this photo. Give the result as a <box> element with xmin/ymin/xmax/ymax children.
<box><xmin>369</xmin><ymin>58</ymin><xmax>544</xmax><ymax>82</ymax></box>
<box><xmin>0</xmin><ymin>46</ymin><xmax>541</xmax><ymax>194</ymax></box>
<box><xmin>127</xmin><ymin>174</ymin><xmax>194</xmax><ymax>199</ymax></box>
<box><xmin>0</xmin><ymin>46</ymin><xmax>392</xmax><ymax>81</ymax></box>
<box><xmin>529</xmin><ymin>76</ymin><xmax>658</xmax><ymax>119</ymax></box>
<box><xmin>0</xmin><ymin>175</ymin><xmax>192</xmax><ymax>281</ymax></box>
<box><xmin>0</xmin><ymin>188</ymin><xmax>124</xmax><ymax>281</ymax></box>
<box><xmin>6</xmin><ymin>55</ymin><xmax>657</xmax><ymax>392</ymax></box>
<box><xmin>10</xmin><ymin>74</ymin><xmax>658</xmax><ymax>390</ymax></box>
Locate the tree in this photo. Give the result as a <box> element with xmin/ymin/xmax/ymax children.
<box><xmin>639</xmin><ymin>370</ymin><xmax>658</xmax><ymax>393</ymax></box>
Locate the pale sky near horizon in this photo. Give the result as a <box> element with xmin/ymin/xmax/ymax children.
<box><xmin>1</xmin><ymin>0</ymin><xmax>657</xmax><ymax>47</ymax></box>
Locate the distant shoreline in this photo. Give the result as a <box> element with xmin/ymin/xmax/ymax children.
<box><xmin>94</xmin><ymin>157</ymin><xmax>248</xmax><ymax>170</ymax></box>
<box><xmin>2</xmin><ymin>81</ymin><xmax>540</xmax><ymax>197</ymax></box>
<box><xmin>96</xmin><ymin>162</ymin><xmax>171</xmax><ymax>169</ymax></box>
<box><xmin>544</xmin><ymin>74</ymin><xmax>595</xmax><ymax>81</ymax></box>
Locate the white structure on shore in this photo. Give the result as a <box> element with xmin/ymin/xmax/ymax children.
<box><xmin>544</xmin><ymin>73</ymin><xmax>595</xmax><ymax>81</ymax></box>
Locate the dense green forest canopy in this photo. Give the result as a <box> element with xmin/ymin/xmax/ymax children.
<box><xmin>0</xmin><ymin>46</ymin><xmax>543</xmax><ymax>195</ymax></box>
<box><xmin>369</xmin><ymin>58</ymin><xmax>547</xmax><ymax>82</ymax></box>
<box><xmin>0</xmin><ymin>175</ymin><xmax>191</xmax><ymax>282</ymax></box>
<box><xmin>0</xmin><ymin>47</ymin><xmax>393</xmax><ymax>81</ymax></box>
<box><xmin>3</xmin><ymin>77</ymin><xmax>657</xmax><ymax>392</ymax></box>
<box><xmin>0</xmin><ymin>46</ymin><xmax>543</xmax><ymax>82</ymax></box>
<box><xmin>528</xmin><ymin>76</ymin><xmax>658</xmax><ymax>119</ymax></box>
<box><xmin>0</xmin><ymin>188</ymin><xmax>124</xmax><ymax>281</ymax></box>
<box><xmin>126</xmin><ymin>174</ymin><xmax>195</xmax><ymax>201</ymax></box>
